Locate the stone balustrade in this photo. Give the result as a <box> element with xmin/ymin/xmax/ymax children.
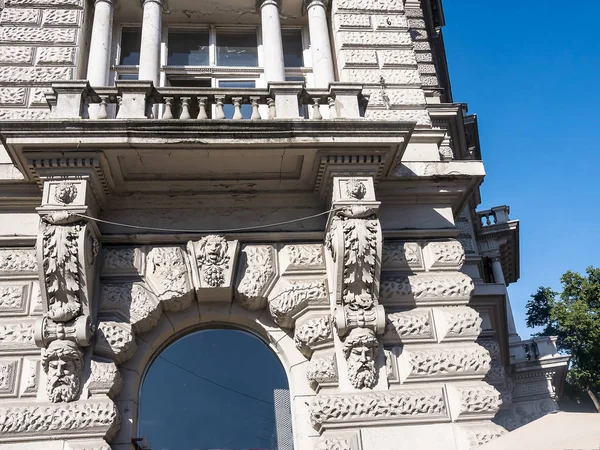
<box><xmin>45</xmin><ymin>80</ymin><xmax>367</xmax><ymax>121</ymax></box>
<box><xmin>478</xmin><ymin>205</ymin><xmax>511</xmax><ymax>227</ymax></box>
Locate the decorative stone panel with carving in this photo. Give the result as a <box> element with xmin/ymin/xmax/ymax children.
<box><xmin>146</xmin><ymin>246</ymin><xmax>193</xmax><ymax>311</ymax></box>
<box><xmin>278</xmin><ymin>244</ymin><xmax>325</xmax><ymax>275</ymax></box>
<box><xmin>86</xmin><ymin>358</ymin><xmax>123</xmax><ymax>398</ymax></box>
<box><xmin>306</xmin><ymin>353</ymin><xmax>338</xmax><ymax>389</ymax></box>
<box><xmin>268</xmin><ymin>279</ymin><xmax>328</xmax><ymax>329</ymax></box>
<box><xmin>457</xmin><ymin>423</ymin><xmax>507</xmax><ymax>449</ymax></box>
<box><xmin>0</xmin><ymin>321</ymin><xmax>36</xmax><ymax>354</ymax></box>
<box><xmin>101</xmin><ymin>247</ymin><xmax>144</xmax><ymax>277</ymax></box>
<box><xmin>235</xmin><ymin>245</ymin><xmax>277</xmax><ymax>310</ymax></box>
<box><xmin>94</xmin><ymin>320</ymin><xmax>136</xmax><ymax>365</ymax></box>
<box><xmin>380</xmin><ymin>272</ymin><xmax>474</xmax><ymax>306</ymax></box>
<box><xmin>384</xmin><ymin>309</ymin><xmax>434</xmax><ymax>343</ymax></box>
<box><xmin>454</xmin><ymin>384</ymin><xmax>501</xmax><ymax>420</ymax></box>
<box><xmin>435</xmin><ymin>306</ymin><xmax>482</xmax><ymax>342</ymax></box>
<box><xmin>20</xmin><ymin>357</ymin><xmax>40</xmax><ymax>397</ymax></box>
<box><xmin>294</xmin><ymin>315</ymin><xmax>333</xmax><ymax>357</ymax></box>
<box><xmin>309</xmin><ymin>388</ymin><xmax>447</xmax><ymax>429</ymax></box>
<box><xmin>381</xmin><ymin>241</ymin><xmax>424</xmax><ymax>271</ymax></box>
<box><xmin>0</xmin><ymin>358</ymin><xmax>20</xmax><ymax>397</ymax></box>
<box><xmin>0</xmin><ymin>282</ymin><xmax>31</xmax><ymax>316</ymax></box>
<box><xmin>405</xmin><ymin>344</ymin><xmax>491</xmax><ymax>380</ymax></box>
<box><xmin>423</xmin><ymin>239</ymin><xmax>466</xmax><ymax>271</ymax></box>
<box><xmin>100</xmin><ymin>283</ymin><xmax>161</xmax><ymax>334</ymax></box>
<box><xmin>0</xmin><ymin>248</ymin><xmax>38</xmax><ymax>274</ymax></box>
<box><xmin>187</xmin><ymin>236</ymin><xmax>239</xmax><ymax>303</ymax></box>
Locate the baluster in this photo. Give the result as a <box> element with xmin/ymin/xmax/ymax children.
<box><xmin>180</xmin><ymin>97</ymin><xmax>191</xmax><ymax>120</ymax></box>
<box><xmin>215</xmin><ymin>96</ymin><xmax>226</xmax><ymax>119</ymax></box>
<box><xmin>311</xmin><ymin>98</ymin><xmax>322</xmax><ymax>120</ymax></box>
<box><xmin>97</xmin><ymin>95</ymin><xmax>109</xmax><ymax>120</ymax></box>
<box><xmin>250</xmin><ymin>97</ymin><xmax>261</xmax><ymax>120</ymax></box>
<box><xmin>267</xmin><ymin>97</ymin><xmax>276</xmax><ymax>119</ymax></box>
<box><xmin>232</xmin><ymin>97</ymin><xmax>243</xmax><ymax>120</ymax></box>
<box><xmin>162</xmin><ymin>97</ymin><xmax>174</xmax><ymax>119</ymax></box>
<box><xmin>197</xmin><ymin>97</ymin><xmax>208</xmax><ymax>120</ymax></box>
<box><xmin>484</xmin><ymin>214</ymin><xmax>491</xmax><ymax>226</ymax></box>
<box><xmin>328</xmin><ymin>96</ymin><xmax>336</xmax><ymax>119</ymax></box>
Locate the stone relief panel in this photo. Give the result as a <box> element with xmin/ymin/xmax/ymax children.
<box><xmin>279</xmin><ymin>244</ymin><xmax>325</xmax><ymax>275</ymax></box>
<box><xmin>405</xmin><ymin>345</ymin><xmax>491</xmax><ymax>380</ymax></box>
<box><xmin>306</xmin><ymin>354</ymin><xmax>338</xmax><ymax>389</ymax></box>
<box><xmin>435</xmin><ymin>306</ymin><xmax>483</xmax><ymax>342</ymax></box>
<box><xmin>0</xmin><ymin>358</ymin><xmax>20</xmax><ymax>397</ymax></box>
<box><xmin>424</xmin><ymin>240</ymin><xmax>465</xmax><ymax>271</ymax></box>
<box><xmin>20</xmin><ymin>357</ymin><xmax>40</xmax><ymax>397</ymax></box>
<box><xmin>101</xmin><ymin>247</ymin><xmax>143</xmax><ymax>277</ymax></box>
<box><xmin>86</xmin><ymin>358</ymin><xmax>123</xmax><ymax>398</ymax></box>
<box><xmin>455</xmin><ymin>384</ymin><xmax>501</xmax><ymax>420</ymax></box>
<box><xmin>380</xmin><ymin>272</ymin><xmax>474</xmax><ymax>306</ymax></box>
<box><xmin>0</xmin><ymin>248</ymin><xmax>38</xmax><ymax>274</ymax></box>
<box><xmin>0</xmin><ymin>282</ymin><xmax>31</xmax><ymax>316</ymax></box>
<box><xmin>268</xmin><ymin>280</ymin><xmax>328</xmax><ymax>329</ymax></box>
<box><xmin>294</xmin><ymin>316</ymin><xmax>333</xmax><ymax>357</ymax></box>
<box><xmin>146</xmin><ymin>246</ymin><xmax>193</xmax><ymax>311</ymax></box>
<box><xmin>384</xmin><ymin>309</ymin><xmax>434</xmax><ymax>343</ymax></box>
<box><xmin>309</xmin><ymin>388</ymin><xmax>447</xmax><ymax>429</ymax></box>
<box><xmin>381</xmin><ymin>241</ymin><xmax>424</xmax><ymax>271</ymax></box>
<box><xmin>95</xmin><ymin>320</ymin><xmax>136</xmax><ymax>365</ymax></box>
<box><xmin>0</xmin><ymin>321</ymin><xmax>36</xmax><ymax>354</ymax></box>
<box><xmin>235</xmin><ymin>245</ymin><xmax>277</xmax><ymax>310</ymax></box>
<box><xmin>100</xmin><ymin>283</ymin><xmax>161</xmax><ymax>334</ymax></box>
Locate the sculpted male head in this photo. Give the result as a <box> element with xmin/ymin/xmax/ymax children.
<box><xmin>42</xmin><ymin>340</ymin><xmax>83</xmax><ymax>403</ymax></box>
<box><xmin>343</xmin><ymin>327</ymin><xmax>379</xmax><ymax>389</ymax></box>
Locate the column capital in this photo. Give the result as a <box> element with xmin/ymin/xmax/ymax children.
<box><xmin>258</xmin><ymin>0</ymin><xmax>280</xmax><ymax>9</ymax></box>
<box><xmin>305</xmin><ymin>0</ymin><xmax>328</xmax><ymax>9</ymax></box>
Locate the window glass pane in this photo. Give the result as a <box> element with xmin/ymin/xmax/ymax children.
<box><xmin>119</xmin><ymin>28</ymin><xmax>141</xmax><ymax>65</ymax></box>
<box><xmin>168</xmin><ymin>30</ymin><xmax>210</xmax><ymax>66</ymax></box>
<box><xmin>282</xmin><ymin>30</ymin><xmax>304</xmax><ymax>67</ymax></box>
<box><xmin>216</xmin><ymin>30</ymin><xmax>258</xmax><ymax>67</ymax></box>
<box><xmin>219</xmin><ymin>80</ymin><xmax>256</xmax><ymax>119</ymax></box>
<box><xmin>139</xmin><ymin>329</ymin><xmax>292</xmax><ymax>450</ymax></box>
<box><xmin>117</xmin><ymin>73</ymin><xmax>138</xmax><ymax>80</ymax></box>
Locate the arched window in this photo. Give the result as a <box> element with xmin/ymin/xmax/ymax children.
<box><xmin>139</xmin><ymin>328</ymin><xmax>293</xmax><ymax>450</ymax></box>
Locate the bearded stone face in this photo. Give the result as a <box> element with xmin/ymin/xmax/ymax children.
<box><xmin>46</xmin><ymin>355</ymin><xmax>81</xmax><ymax>402</ymax></box>
<box><xmin>346</xmin><ymin>342</ymin><xmax>377</xmax><ymax>389</ymax></box>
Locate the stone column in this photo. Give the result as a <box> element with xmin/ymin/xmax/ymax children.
<box><xmin>306</xmin><ymin>0</ymin><xmax>335</xmax><ymax>87</ymax></box>
<box><xmin>491</xmin><ymin>256</ymin><xmax>520</xmax><ymax>343</ymax></box>
<box><xmin>138</xmin><ymin>0</ymin><xmax>162</xmax><ymax>85</ymax></box>
<box><xmin>260</xmin><ymin>0</ymin><xmax>286</xmax><ymax>83</ymax></box>
<box><xmin>86</xmin><ymin>0</ymin><xmax>114</xmax><ymax>87</ymax></box>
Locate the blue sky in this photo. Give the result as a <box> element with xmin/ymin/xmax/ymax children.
<box><xmin>441</xmin><ymin>1</ymin><xmax>600</xmax><ymax>338</ymax></box>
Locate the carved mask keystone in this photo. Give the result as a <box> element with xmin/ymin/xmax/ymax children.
<box><xmin>187</xmin><ymin>235</ymin><xmax>239</xmax><ymax>303</ymax></box>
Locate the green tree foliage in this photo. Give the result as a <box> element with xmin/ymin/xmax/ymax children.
<box><xmin>526</xmin><ymin>267</ymin><xmax>600</xmax><ymax>410</ymax></box>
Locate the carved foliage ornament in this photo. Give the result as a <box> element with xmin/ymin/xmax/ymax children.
<box><xmin>41</xmin><ymin>212</ymin><xmax>84</xmax><ymax>322</ymax></box>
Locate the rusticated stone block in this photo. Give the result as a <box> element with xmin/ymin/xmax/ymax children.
<box><xmin>421</xmin><ymin>75</ymin><xmax>439</xmax><ymax>86</ymax></box>
<box><xmin>335</xmin><ymin>0</ymin><xmax>404</xmax><ymax>12</ymax></box>
<box><xmin>6</xmin><ymin>0</ymin><xmax>83</xmax><ymax>7</ymax></box>
<box><xmin>0</xmin><ymin>28</ymin><xmax>76</xmax><ymax>44</ymax></box>
<box><xmin>37</xmin><ymin>47</ymin><xmax>76</xmax><ymax>65</ymax></box>
<box><xmin>0</xmin><ymin>8</ymin><xmax>41</xmax><ymax>25</ymax></box>
<box><xmin>0</xmin><ymin>108</ymin><xmax>50</xmax><ymax>120</ymax></box>
<box><xmin>42</xmin><ymin>9</ymin><xmax>80</xmax><ymax>26</ymax></box>
<box><xmin>415</xmin><ymin>52</ymin><xmax>433</xmax><ymax>62</ymax></box>
<box><xmin>412</xmin><ymin>41</ymin><xmax>431</xmax><ymax>51</ymax></box>
<box><xmin>29</xmin><ymin>86</ymin><xmax>51</xmax><ymax>106</ymax></box>
<box><xmin>373</xmin><ymin>15</ymin><xmax>409</xmax><ymax>30</ymax></box>
<box><xmin>0</xmin><ymin>46</ymin><xmax>33</xmax><ymax>65</ymax></box>
<box><xmin>418</xmin><ymin>63</ymin><xmax>437</xmax><ymax>75</ymax></box>
<box><xmin>333</xmin><ymin>14</ymin><xmax>372</xmax><ymax>30</ymax></box>
<box><xmin>338</xmin><ymin>31</ymin><xmax>412</xmax><ymax>48</ymax></box>
<box><xmin>0</xmin><ymin>88</ymin><xmax>27</xmax><ymax>106</ymax></box>
<box><xmin>0</xmin><ymin>66</ymin><xmax>71</xmax><ymax>83</ymax></box>
<box><xmin>342</xmin><ymin>68</ymin><xmax>420</xmax><ymax>85</ymax></box>
<box><xmin>365</xmin><ymin>88</ymin><xmax>426</xmax><ymax>107</ymax></box>
<box><xmin>340</xmin><ymin>49</ymin><xmax>378</xmax><ymax>68</ymax></box>
<box><xmin>409</xmin><ymin>19</ymin><xmax>427</xmax><ymax>29</ymax></box>
<box><xmin>378</xmin><ymin>49</ymin><xmax>418</xmax><ymax>68</ymax></box>
<box><xmin>365</xmin><ymin>108</ymin><xmax>431</xmax><ymax>126</ymax></box>
<box><xmin>0</xmin><ymin>359</ymin><xmax>20</xmax><ymax>397</ymax></box>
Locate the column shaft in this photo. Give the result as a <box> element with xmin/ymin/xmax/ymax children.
<box><xmin>491</xmin><ymin>258</ymin><xmax>520</xmax><ymax>343</ymax></box>
<box><xmin>261</xmin><ymin>0</ymin><xmax>286</xmax><ymax>83</ymax></box>
<box><xmin>138</xmin><ymin>0</ymin><xmax>162</xmax><ymax>85</ymax></box>
<box><xmin>86</xmin><ymin>0</ymin><xmax>114</xmax><ymax>87</ymax></box>
<box><xmin>307</xmin><ymin>0</ymin><xmax>335</xmax><ymax>87</ymax></box>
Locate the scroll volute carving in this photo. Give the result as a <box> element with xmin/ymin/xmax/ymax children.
<box><xmin>325</xmin><ymin>177</ymin><xmax>385</xmax><ymax>337</ymax></box>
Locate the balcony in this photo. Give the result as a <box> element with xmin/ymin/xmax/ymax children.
<box><xmin>47</xmin><ymin>81</ymin><xmax>367</xmax><ymax>121</ymax></box>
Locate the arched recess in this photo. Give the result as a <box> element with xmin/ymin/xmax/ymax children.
<box><xmin>88</xmin><ymin>241</ymin><xmax>334</xmax><ymax>450</ymax></box>
<box><xmin>137</xmin><ymin>325</ymin><xmax>294</xmax><ymax>449</ymax></box>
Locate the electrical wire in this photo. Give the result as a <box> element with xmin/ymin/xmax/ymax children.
<box><xmin>75</xmin><ymin>208</ymin><xmax>339</xmax><ymax>234</ymax></box>
<box><xmin>156</xmin><ymin>354</ymin><xmax>275</xmax><ymax>406</ymax></box>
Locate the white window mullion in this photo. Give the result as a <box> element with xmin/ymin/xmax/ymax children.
<box><xmin>209</xmin><ymin>25</ymin><xmax>216</xmax><ymax>67</ymax></box>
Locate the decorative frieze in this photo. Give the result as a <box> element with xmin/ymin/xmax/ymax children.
<box><xmin>0</xmin><ymin>399</ymin><xmax>118</xmax><ymax>440</ymax></box>
<box><xmin>380</xmin><ymin>273</ymin><xmax>474</xmax><ymax>306</ymax></box>
<box><xmin>146</xmin><ymin>246</ymin><xmax>193</xmax><ymax>311</ymax></box>
<box><xmin>309</xmin><ymin>389</ymin><xmax>447</xmax><ymax>428</ymax></box>
<box><xmin>235</xmin><ymin>245</ymin><xmax>276</xmax><ymax>310</ymax></box>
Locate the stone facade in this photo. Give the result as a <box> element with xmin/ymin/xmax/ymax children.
<box><xmin>0</xmin><ymin>0</ymin><xmax>567</xmax><ymax>449</ymax></box>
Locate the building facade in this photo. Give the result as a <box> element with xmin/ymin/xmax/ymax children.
<box><xmin>0</xmin><ymin>0</ymin><xmax>568</xmax><ymax>449</ymax></box>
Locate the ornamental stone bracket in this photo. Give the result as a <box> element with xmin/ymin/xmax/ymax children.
<box><xmin>34</xmin><ymin>177</ymin><xmax>101</xmax><ymax>405</ymax></box>
<box><xmin>325</xmin><ymin>176</ymin><xmax>387</xmax><ymax>391</ymax></box>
